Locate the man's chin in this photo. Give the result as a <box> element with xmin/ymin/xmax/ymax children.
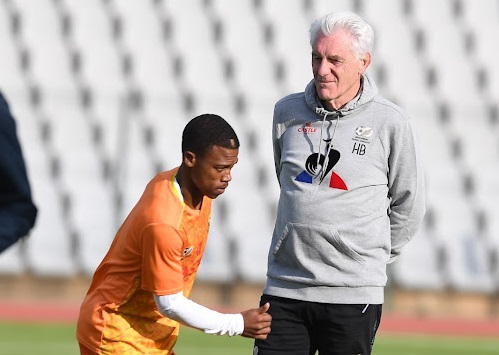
<box><xmin>208</xmin><ymin>190</ymin><xmax>226</xmax><ymax>199</ymax></box>
<box><xmin>315</xmin><ymin>87</ymin><xmax>335</xmax><ymax>101</ymax></box>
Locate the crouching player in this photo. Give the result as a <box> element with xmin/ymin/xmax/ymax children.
<box><xmin>77</xmin><ymin>114</ymin><xmax>271</xmax><ymax>355</ymax></box>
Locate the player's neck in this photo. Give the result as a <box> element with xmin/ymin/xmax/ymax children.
<box><xmin>176</xmin><ymin>168</ymin><xmax>203</xmax><ymax>210</ymax></box>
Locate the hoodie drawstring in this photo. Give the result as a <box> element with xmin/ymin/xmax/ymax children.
<box><xmin>315</xmin><ymin>108</ymin><xmax>342</xmax><ymax>181</ymax></box>
<box><xmin>316</xmin><ymin>110</ymin><xmax>329</xmax><ymax>169</ymax></box>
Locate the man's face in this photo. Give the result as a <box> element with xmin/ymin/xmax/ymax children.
<box><xmin>190</xmin><ymin>144</ymin><xmax>239</xmax><ymax>199</ymax></box>
<box><xmin>312</xmin><ymin>29</ymin><xmax>370</xmax><ymax>110</ymax></box>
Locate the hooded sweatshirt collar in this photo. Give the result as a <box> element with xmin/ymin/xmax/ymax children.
<box><xmin>304</xmin><ymin>73</ymin><xmax>379</xmax><ymax>119</ymax></box>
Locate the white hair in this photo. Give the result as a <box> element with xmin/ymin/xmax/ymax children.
<box><xmin>309</xmin><ymin>11</ymin><xmax>375</xmax><ymax>59</ymax></box>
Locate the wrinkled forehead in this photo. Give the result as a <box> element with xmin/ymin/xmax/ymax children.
<box><xmin>312</xmin><ymin>30</ymin><xmax>355</xmax><ymax>54</ymax></box>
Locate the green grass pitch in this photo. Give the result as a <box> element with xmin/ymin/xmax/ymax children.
<box><xmin>0</xmin><ymin>322</ymin><xmax>498</xmax><ymax>355</ymax></box>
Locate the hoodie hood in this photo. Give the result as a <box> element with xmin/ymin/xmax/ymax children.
<box><xmin>304</xmin><ymin>73</ymin><xmax>379</xmax><ymax>119</ymax></box>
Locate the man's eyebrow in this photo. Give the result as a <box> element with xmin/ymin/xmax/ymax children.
<box><xmin>326</xmin><ymin>54</ymin><xmax>345</xmax><ymax>62</ymax></box>
<box><xmin>312</xmin><ymin>52</ymin><xmax>344</xmax><ymax>61</ymax></box>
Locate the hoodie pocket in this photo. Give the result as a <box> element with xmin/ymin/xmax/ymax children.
<box><xmin>270</xmin><ymin>223</ymin><xmax>365</xmax><ymax>284</ymax></box>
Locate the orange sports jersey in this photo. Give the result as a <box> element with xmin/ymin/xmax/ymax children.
<box><xmin>76</xmin><ymin>168</ymin><xmax>212</xmax><ymax>354</ymax></box>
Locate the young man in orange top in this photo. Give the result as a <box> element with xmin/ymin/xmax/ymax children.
<box><xmin>76</xmin><ymin>114</ymin><xmax>271</xmax><ymax>354</ymax></box>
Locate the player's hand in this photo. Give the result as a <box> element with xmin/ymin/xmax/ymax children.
<box><xmin>240</xmin><ymin>302</ymin><xmax>272</xmax><ymax>339</ymax></box>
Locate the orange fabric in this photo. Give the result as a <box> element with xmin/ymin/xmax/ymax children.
<box><xmin>76</xmin><ymin>168</ymin><xmax>212</xmax><ymax>354</ymax></box>
<box><xmin>79</xmin><ymin>342</ymin><xmax>98</xmax><ymax>355</ymax></box>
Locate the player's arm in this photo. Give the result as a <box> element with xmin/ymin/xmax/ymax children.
<box><xmin>142</xmin><ymin>223</ymin><xmax>271</xmax><ymax>338</ymax></box>
<box><xmin>154</xmin><ymin>292</ymin><xmax>271</xmax><ymax>339</ymax></box>
<box><xmin>143</xmin><ymin>223</ymin><xmax>244</xmax><ymax>335</ymax></box>
<box><xmin>0</xmin><ymin>91</ymin><xmax>37</xmax><ymax>253</ymax></box>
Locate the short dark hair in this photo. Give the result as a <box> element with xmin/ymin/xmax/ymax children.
<box><xmin>182</xmin><ymin>114</ymin><xmax>239</xmax><ymax>157</ymax></box>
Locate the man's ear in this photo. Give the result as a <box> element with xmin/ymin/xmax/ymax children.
<box><xmin>359</xmin><ymin>52</ymin><xmax>371</xmax><ymax>74</ymax></box>
<box><xmin>183</xmin><ymin>151</ymin><xmax>196</xmax><ymax>167</ymax></box>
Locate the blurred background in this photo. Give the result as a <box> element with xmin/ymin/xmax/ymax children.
<box><xmin>0</xmin><ymin>0</ymin><xmax>498</xmax><ymax>326</ymax></box>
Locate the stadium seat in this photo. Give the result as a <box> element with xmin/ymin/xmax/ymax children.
<box><xmin>312</xmin><ymin>0</ymin><xmax>357</xmax><ymax>16</ymax></box>
<box><xmin>410</xmin><ymin>105</ymin><xmax>455</xmax><ymax>172</ymax></box>
<box><xmin>162</xmin><ymin>0</ymin><xmax>233</xmax><ymax>113</ymax></box>
<box><xmin>38</xmin><ymin>98</ymin><xmax>117</xmax><ymax>275</ymax></box>
<box><xmin>209</xmin><ymin>0</ymin><xmax>283</xmax><ymax>103</ymax></box>
<box><xmin>472</xmin><ymin>166</ymin><xmax>499</xmax><ymax>249</ymax></box>
<box><xmin>196</xmin><ymin>202</ymin><xmax>234</xmax><ymax>282</ymax></box>
<box><xmin>448</xmin><ymin>106</ymin><xmax>499</xmax><ymax>177</ymax></box>
<box><xmin>0</xmin><ymin>5</ymin><xmax>27</xmax><ymax>104</ymax></box>
<box><xmin>112</xmin><ymin>0</ymin><xmax>179</xmax><ymax>103</ymax></box>
<box><xmin>220</xmin><ymin>141</ymin><xmax>274</xmax><ymax>283</ymax></box>
<box><xmin>245</xmin><ymin>107</ymin><xmax>281</xmax><ymax>205</ymax></box>
<box><xmin>431</xmin><ymin>192</ymin><xmax>494</xmax><ymax>293</ymax></box>
<box><xmin>142</xmin><ymin>95</ymin><xmax>186</xmax><ymax>171</ymax></box>
<box><xmin>0</xmin><ymin>242</ymin><xmax>25</xmax><ymax>274</ymax></box>
<box><xmin>457</xmin><ymin>0</ymin><xmax>499</xmax><ymax>103</ymax></box>
<box><xmin>411</xmin><ymin>0</ymin><xmax>481</xmax><ymax>107</ymax></box>
<box><xmin>478</xmin><ymin>195</ymin><xmax>499</xmax><ymax>291</ymax></box>
<box><xmin>117</xmin><ymin>113</ymin><xmax>158</xmax><ymax>222</ymax></box>
<box><xmin>257</xmin><ymin>0</ymin><xmax>312</xmax><ymax>93</ymax></box>
<box><xmin>362</xmin><ymin>0</ymin><xmax>433</xmax><ymax>107</ymax></box>
<box><xmin>12</xmin><ymin>105</ymin><xmax>76</xmax><ymax>276</ymax></box>
<box><xmin>12</xmin><ymin>0</ymin><xmax>78</xmax><ymax>113</ymax></box>
<box><xmin>64</xmin><ymin>0</ymin><xmax>127</xmax><ymax>96</ymax></box>
<box><xmin>85</xmin><ymin>91</ymin><xmax>123</xmax><ymax>163</ymax></box>
<box><xmin>391</xmin><ymin>225</ymin><xmax>445</xmax><ymax>290</ymax></box>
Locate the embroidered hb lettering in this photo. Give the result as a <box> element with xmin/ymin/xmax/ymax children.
<box><xmin>352</xmin><ymin>142</ymin><xmax>366</xmax><ymax>155</ymax></box>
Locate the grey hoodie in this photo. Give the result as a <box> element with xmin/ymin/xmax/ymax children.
<box><xmin>263</xmin><ymin>74</ymin><xmax>426</xmax><ymax>304</ymax></box>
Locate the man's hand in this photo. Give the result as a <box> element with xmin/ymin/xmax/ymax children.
<box><xmin>240</xmin><ymin>302</ymin><xmax>272</xmax><ymax>339</ymax></box>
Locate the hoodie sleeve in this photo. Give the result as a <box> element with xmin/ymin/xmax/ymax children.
<box><xmin>272</xmin><ymin>103</ymin><xmax>283</xmax><ymax>185</ymax></box>
<box><xmin>387</xmin><ymin>118</ymin><xmax>426</xmax><ymax>263</ymax></box>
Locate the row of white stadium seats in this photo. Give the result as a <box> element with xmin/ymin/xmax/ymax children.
<box><xmin>0</xmin><ymin>0</ymin><xmax>498</xmax><ymax>293</ymax></box>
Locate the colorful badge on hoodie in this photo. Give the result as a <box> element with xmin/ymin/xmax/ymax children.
<box><xmin>295</xmin><ymin>136</ymin><xmax>348</xmax><ymax>190</ymax></box>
